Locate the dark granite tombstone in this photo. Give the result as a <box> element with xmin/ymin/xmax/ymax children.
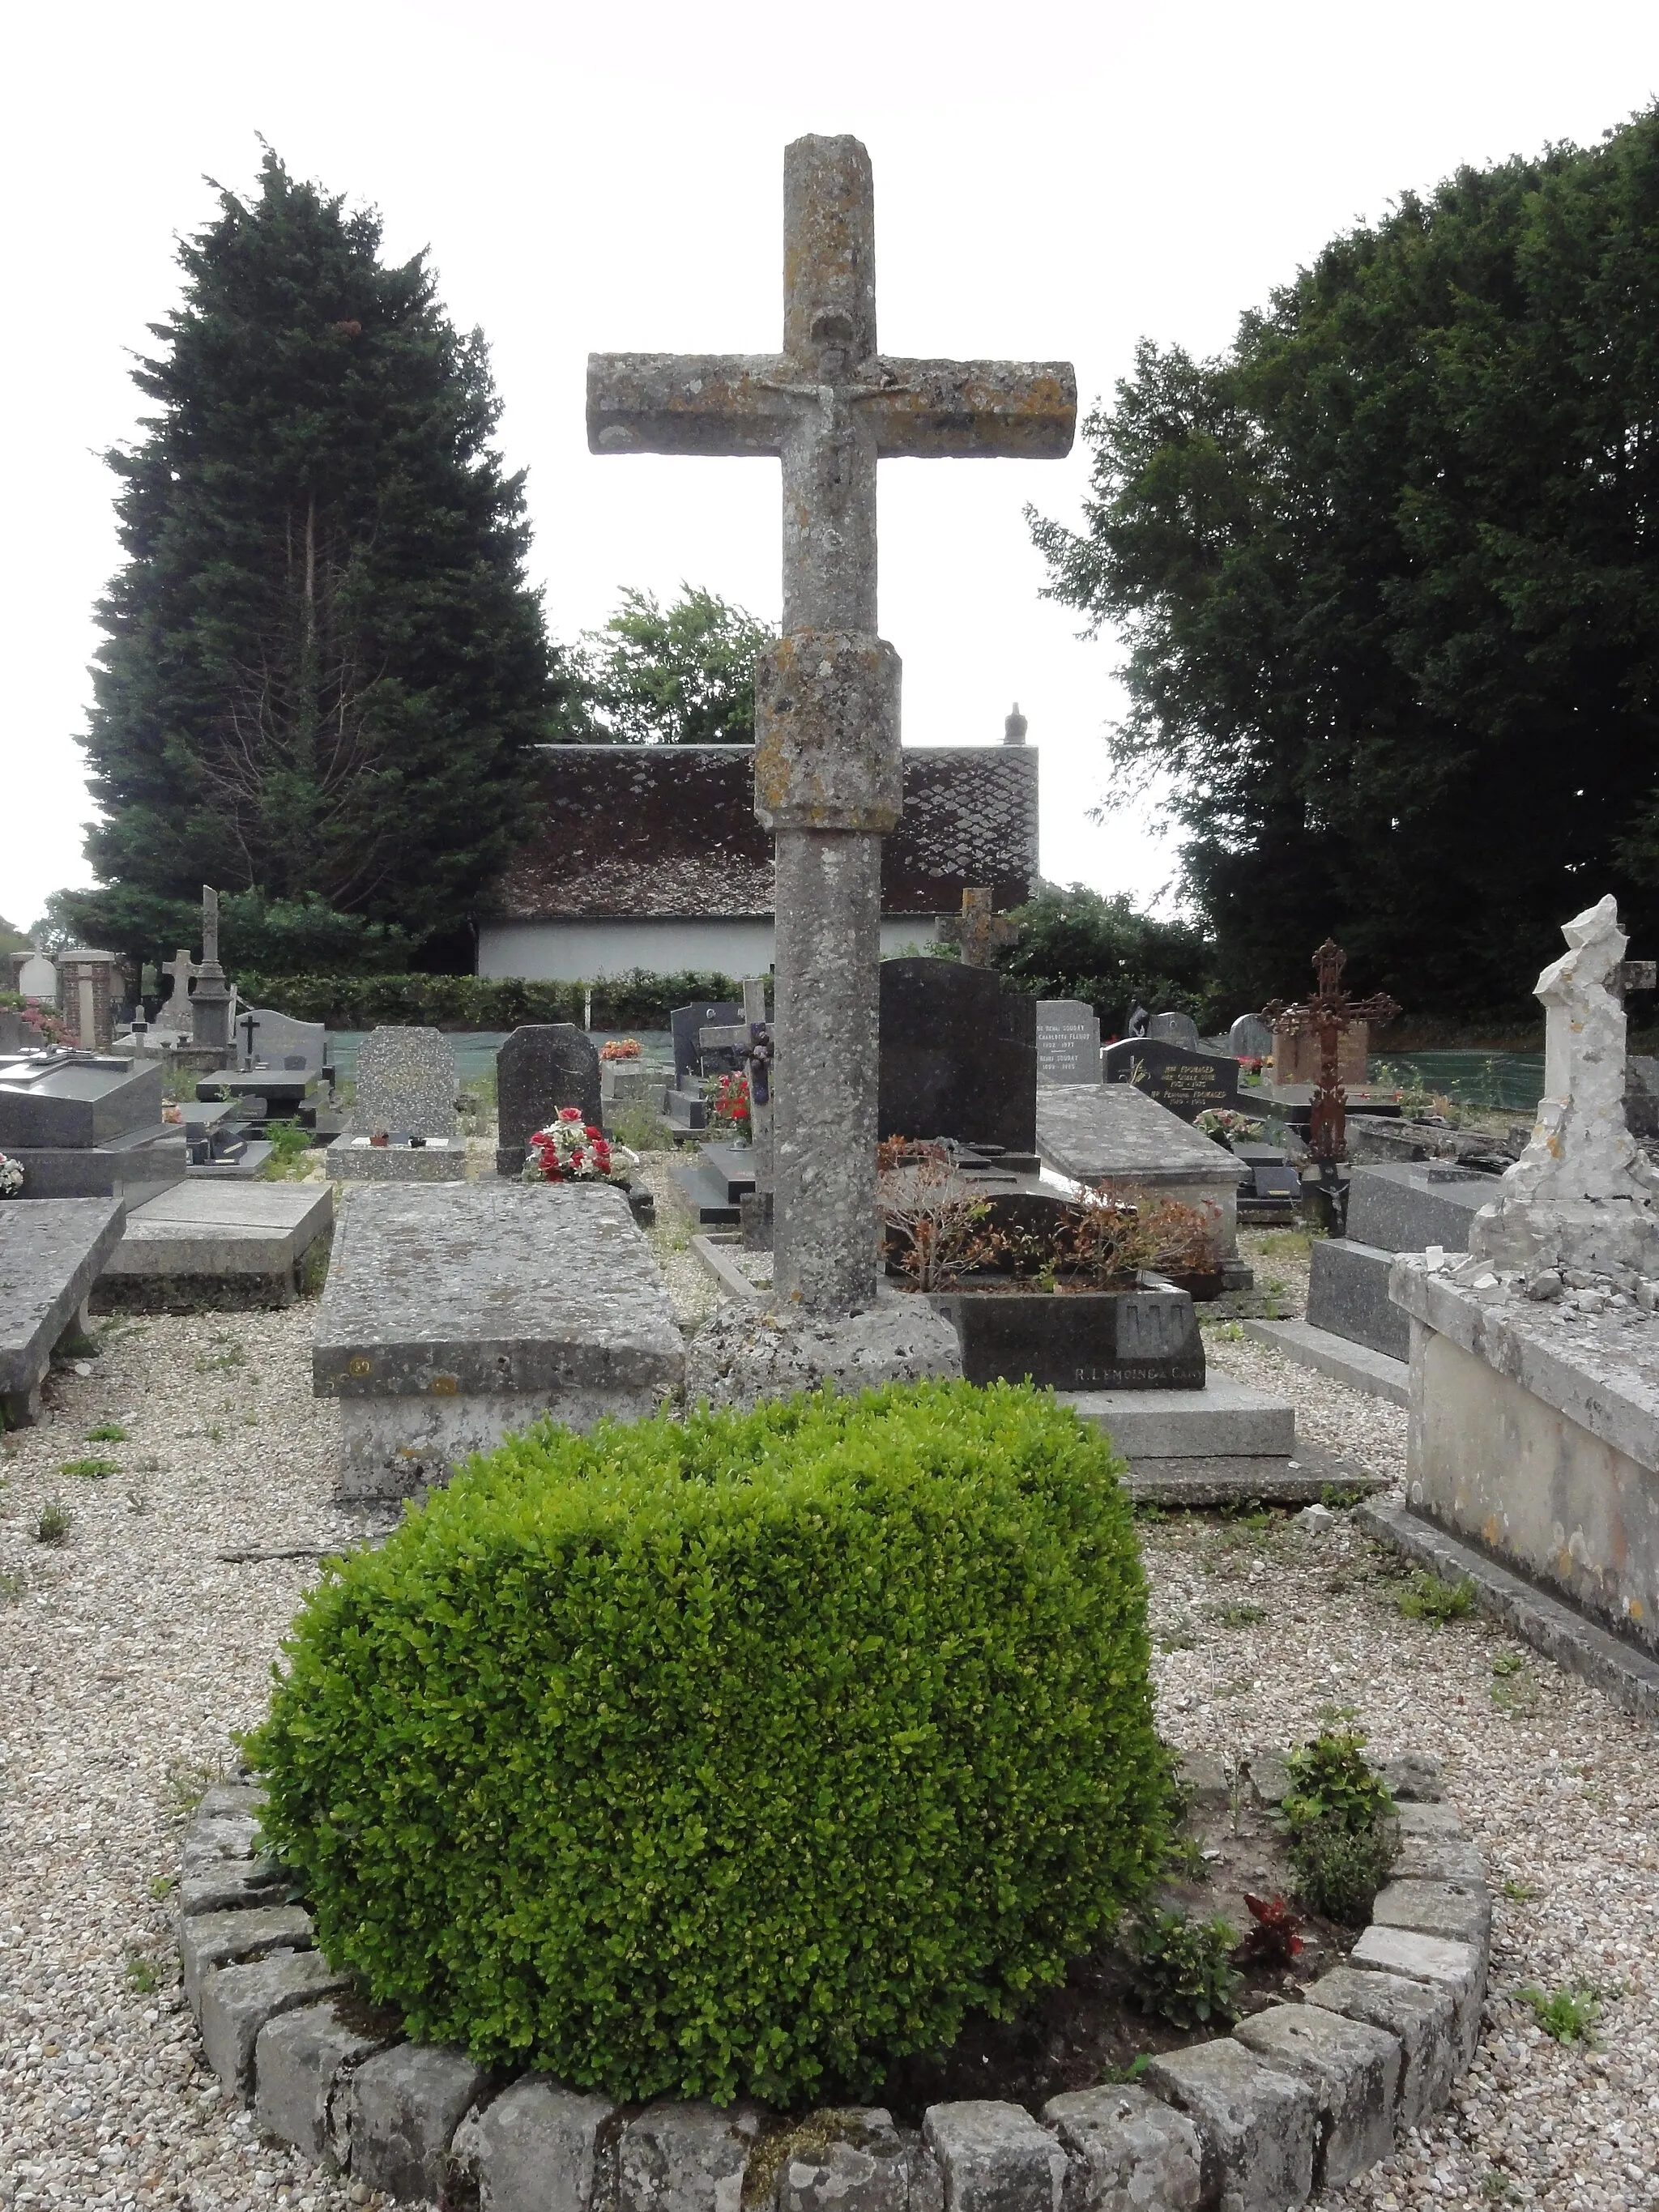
<box><xmin>878</xmin><ymin>958</ymin><xmax>1036</xmax><ymax>1152</ymax></box>
<box><xmin>1102</xmin><ymin>1038</ymin><xmax>1239</xmax><ymax>1124</ymax></box>
<box><xmin>495</xmin><ymin>1025</ymin><xmax>603</xmax><ymax>1177</ymax></box>
<box><xmin>671</xmin><ymin>1003</ymin><xmax>746</xmax><ymax>1088</ymax></box>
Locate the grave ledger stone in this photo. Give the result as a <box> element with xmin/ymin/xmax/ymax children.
<box><xmin>1035</xmin><ymin>1084</ymin><xmax>1247</xmax><ymax>1264</ymax></box>
<box><xmin>1036</xmin><ymin>1001</ymin><xmax>1102</xmax><ymax>1087</ymax></box>
<box><xmin>589</xmin><ymin>133</ymin><xmax>1073</xmax><ymax>1312</ymax></box>
<box><xmin>879</xmin><ymin>957</ymin><xmax>1037</xmax><ymax>1155</ymax></box>
<box><xmin>496</xmin><ymin>1025</ymin><xmax>603</xmax><ymax>1178</ymax></box>
<box><xmin>1102</xmin><ymin>1038</ymin><xmax>1241</xmax><ymax>1123</ymax></box>
<box><xmin>0</xmin><ymin>1051</ymin><xmax>183</xmax><ymax>1206</ymax></box>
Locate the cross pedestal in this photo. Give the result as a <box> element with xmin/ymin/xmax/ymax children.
<box><xmin>591</xmin><ymin>136</ymin><xmax>1073</xmax><ymax>1310</ymax></box>
<box><xmin>190</xmin><ymin>885</ymin><xmax>232</xmax><ymax>1051</ymax></box>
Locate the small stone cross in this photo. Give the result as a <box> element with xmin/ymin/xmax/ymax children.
<box><xmin>160</xmin><ymin>950</ymin><xmax>197</xmax><ymax>1008</ymax></box>
<box><xmin>701</xmin><ymin>979</ymin><xmax>774</xmax><ymax>1196</ymax></box>
<box><xmin>940</xmin><ymin>887</ymin><xmax>1021</xmax><ymax>969</ymax></box>
<box><xmin>590</xmin><ymin>134</ymin><xmax>1074</xmax><ymax>1311</ymax></box>
<box><xmin>1261</xmin><ymin>939</ymin><xmax>1401</xmax><ymax>1166</ymax></box>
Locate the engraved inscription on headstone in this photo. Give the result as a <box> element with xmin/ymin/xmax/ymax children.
<box><xmin>1101</xmin><ymin>1038</ymin><xmax>1240</xmax><ymax>1123</ymax></box>
<box><xmin>1036</xmin><ymin>1000</ymin><xmax>1102</xmax><ymax>1086</ymax></box>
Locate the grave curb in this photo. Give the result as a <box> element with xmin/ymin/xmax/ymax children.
<box><xmin>1239</xmin><ymin>1318</ymin><xmax>1411</xmax><ymax>1407</ymax></box>
<box><xmin>177</xmin><ymin>1750</ymin><xmax>1490</xmax><ymax>2210</ymax></box>
<box><xmin>1356</xmin><ymin>1498</ymin><xmax>1659</xmax><ymax>1724</ymax></box>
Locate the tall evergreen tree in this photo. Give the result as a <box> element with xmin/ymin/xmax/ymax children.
<box><xmin>79</xmin><ymin>149</ymin><xmax>556</xmax><ymax>969</ymax></box>
<box><xmin>1031</xmin><ymin>109</ymin><xmax>1659</xmax><ymax>1018</ymax></box>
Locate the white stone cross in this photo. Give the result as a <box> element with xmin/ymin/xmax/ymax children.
<box><xmin>590</xmin><ymin>134</ymin><xmax>1074</xmax><ymax>1310</ymax></box>
<box><xmin>158</xmin><ymin>949</ymin><xmax>197</xmax><ymax>1022</ymax></box>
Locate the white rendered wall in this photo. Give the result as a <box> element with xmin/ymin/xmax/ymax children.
<box><xmin>478</xmin><ymin>917</ymin><xmax>939</xmax><ymax>981</ymax></box>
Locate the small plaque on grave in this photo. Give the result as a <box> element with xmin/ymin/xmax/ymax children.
<box><xmin>1036</xmin><ymin>1001</ymin><xmax>1101</xmax><ymax>1087</ymax></box>
<box><xmin>1101</xmin><ymin>1038</ymin><xmax>1240</xmax><ymax>1123</ymax></box>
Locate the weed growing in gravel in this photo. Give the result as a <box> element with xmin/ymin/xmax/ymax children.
<box><xmin>1156</xmin><ymin>1614</ymin><xmax>1196</xmax><ymax>1650</ymax></box>
<box><xmin>1211</xmin><ymin>1600</ymin><xmax>1267</xmax><ymax>1627</ymax></box>
<box><xmin>34</xmin><ymin>1500</ymin><xmax>73</xmax><ymax>1545</ymax></box>
<box><xmin>1501</xmin><ymin>1877</ymin><xmax>1539</xmax><ymax>1902</ymax></box>
<box><xmin>85</xmin><ymin>1421</ymin><xmax>128</xmax><ymax>1443</ymax></box>
<box><xmin>60</xmin><ymin>1456</ymin><xmax>119</xmax><ymax>1481</ymax></box>
<box><xmin>1212</xmin><ymin>1673</ymin><xmax>1256</xmax><ymax>1699</ymax></box>
<box><xmin>1520</xmin><ymin>1984</ymin><xmax>1600</xmax><ymax>2044</ymax></box>
<box><xmin>0</xmin><ymin>1570</ymin><xmax>23</xmax><ymax>1605</ymax></box>
<box><xmin>1124</xmin><ymin>1907</ymin><xmax>1243</xmax><ymax>2028</ymax></box>
<box><xmin>54</xmin><ymin>1328</ymin><xmax>102</xmax><ymax>1361</ymax></box>
<box><xmin>203</xmin><ymin>1422</ymin><xmax>225</xmax><ymax>1444</ymax></box>
<box><xmin>1258</xmin><ymin>1228</ymin><xmax>1320</xmax><ymax>1259</ymax></box>
<box><xmin>1491</xmin><ymin>1650</ymin><xmax>1525</xmax><ymax>1676</ymax></box>
<box><xmin>195</xmin><ymin>1336</ymin><xmax>246</xmax><ymax>1375</ymax></box>
<box><xmin>1282</xmin><ymin>1728</ymin><xmax>1398</xmax><ymax>1923</ymax></box>
<box><xmin>259</xmin><ymin>1122</ymin><xmax>314</xmax><ymax>1180</ymax></box>
<box><xmin>1396</xmin><ymin>1570</ymin><xmax>1478</xmax><ymax>1622</ymax></box>
<box><xmin>124</xmin><ymin>1952</ymin><xmax>161</xmax><ymax>1996</ymax></box>
<box><xmin>164</xmin><ymin>1757</ymin><xmax>225</xmax><ymax>1818</ymax></box>
<box><xmin>147</xmin><ymin>1874</ymin><xmax>176</xmax><ymax>1901</ymax></box>
<box><xmin>1481</xmin><ymin>2172</ymin><xmax>1520</xmax><ymax>2202</ymax></box>
<box><xmin>1162</xmin><ymin>1834</ymin><xmax>1208</xmax><ymax>1880</ymax></box>
<box><xmin>1319</xmin><ymin>1483</ymin><xmax>1364</xmax><ymax>1510</ymax></box>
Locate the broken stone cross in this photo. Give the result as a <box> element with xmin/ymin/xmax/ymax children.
<box><xmin>158</xmin><ymin>950</ymin><xmax>197</xmax><ymax>1025</ymax></box>
<box><xmin>940</xmin><ymin>887</ymin><xmax>1021</xmax><ymax>969</ymax></box>
<box><xmin>590</xmin><ymin>134</ymin><xmax>1074</xmax><ymax>1311</ymax></box>
<box><xmin>700</xmin><ymin>978</ymin><xmax>774</xmax><ymax>1200</ymax></box>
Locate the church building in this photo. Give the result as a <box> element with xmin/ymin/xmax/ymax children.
<box><xmin>480</xmin><ymin>716</ymin><xmax>1038</xmax><ymax>981</ymax></box>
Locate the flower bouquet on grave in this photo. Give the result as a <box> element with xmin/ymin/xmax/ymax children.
<box><xmin>522</xmin><ymin>1106</ymin><xmax>638</xmax><ymax>1185</ymax></box>
<box><xmin>1193</xmin><ymin>1107</ymin><xmax>1265</xmax><ymax>1149</ymax></box>
<box><xmin>705</xmin><ymin>1069</ymin><xmax>752</xmax><ymax>1137</ymax></box>
<box><xmin>600</xmin><ymin>1038</ymin><xmax>642</xmax><ymax>1061</ymax></box>
<box><xmin>0</xmin><ymin>1151</ymin><xmax>23</xmax><ymax>1200</ymax></box>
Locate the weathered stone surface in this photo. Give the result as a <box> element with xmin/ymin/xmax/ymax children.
<box><xmin>1394</xmin><ymin>1799</ymin><xmax>1465</xmax><ymax>1839</ymax></box>
<box><xmin>1303</xmin><ymin>1964</ymin><xmax>1456</xmax><ymax>2132</ymax></box>
<box><xmin>253</xmin><ymin>1999</ymin><xmax>399</xmax><ymax>2159</ymax></box>
<box><xmin>1176</xmin><ymin>1749</ymin><xmax>1231</xmax><ymax>1808</ymax></box>
<box><xmin>1396</xmin><ymin>1834</ymin><xmax>1485</xmax><ymax>1882</ymax></box>
<box><xmin>0</xmin><ymin>1055</ymin><xmax>162</xmax><ymax>1149</ymax></box>
<box><xmin>348</xmin><ymin>1026</ymin><xmax>458</xmax><ymax>1142</ymax></box>
<box><xmin>346</xmin><ymin>2042</ymin><xmax>492</xmax><ymax>2202</ymax></box>
<box><xmin>100</xmin><ymin>1180</ymin><xmax>331</xmax><ymax>1290</ymax></box>
<box><xmin>177</xmin><ymin>1859</ymin><xmax>288</xmax><ymax>1916</ymax></box>
<box><xmin>1247</xmin><ymin>1750</ymin><xmax>1293</xmax><ymax>1806</ymax></box>
<box><xmin>1307</xmin><ymin>1238</ymin><xmax>1410</xmax><ymax>1360</ymax></box>
<box><xmin>1376</xmin><ymin>1751</ymin><xmax>1444</xmax><ymax>1803</ymax></box>
<box><xmin>1371</xmin><ymin>1877</ymin><xmax>1491</xmax><ymax>1950</ymax></box>
<box><xmin>1141</xmin><ymin>2039</ymin><xmax>1317</xmax><ymax>2211</ymax></box>
<box><xmin>198</xmin><ymin>1950</ymin><xmax>348</xmax><ymax>2095</ymax></box>
<box><xmin>327</xmin><ymin>1137</ymin><xmax>468</xmax><ymax>1183</ymax></box>
<box><xmin>776</xmin><ymin>2110</ymin><xmax>913</xmax><ymax>2212</ymax></box>
<box><xmin>754</xmin><ymin>632</ymin><xmax>903</xmax><ymax>833</ymax></box>
<box><xmin>315</xmin><ymin>1183</ymin><xmax>684</xmax><ymax>1497</ymax></box>
<box><xmin>1350</xmin><ymin>1924</ymin><xmax>1486</xmax><ymax>2069</ymax></box>
<box><xmin>180</xmin><ymin>1903</ymin><xmax>313</xmax><ymax>2011</ymax></box>
<box><xmin>1035</xmin><ymin>1084</ymin><xmax>1243</xmax><ymax>1258</ymax></box>
<box><xmin>685</xmin><ymin>1289</ymin><xmax>961</xmax><ymax>1411</ymax></box>
<box><xmin>496</xmin><ymin>1025</ymin><xmax>603</xmax><ymax>1177</ymax></box>
<box><xmin>1064</xmin><ymin>1378</ymin><xmax>1289</xmax><ymax>1458</ymax></box>
<box><xmin>448</xmin><ymin>2075</ymin><xmax>620</xmax><ymax>2212</ymax></box>
<box><xmin>618</xmin><ymin>2098</ymin><xmax>764</xmax><ymax>2212</ymax></box>
<box><xmin>1229</xmin><ymin>1013</ymin><xmax>1273</xmax><ymax>1059</ymax></box>
<box><xmin>0</xmin><ymin>1195</ymin><xmax>126</xmax><ymax>1422</ymax></box>
<box><xmin>930</xmin><ymin>1283</ymin><xmax>1204</xmax><ymax>1393</ymax></box>
<box><xmin>181</xmin><ymin>1809</ymin><xmax>262</xmax><ymax>1868</ymax></box>
<box><xmin>197</xmin><ymin>1780</ymin><xmax>265</xmax><ymax>1818</ymax></box>
<box><xmin>923</xmin><ymin>2100</ymin><xmax>1068</xmax><ymax>2212</ymax></box>
<box><xmin>1473</xmin><ymin>896</ymin><xmax>1659</xmax><ymax>1272</ymax></box>
<box><xmin>1041</xmin><ymin>2084</ymin><xmax>1202</xmax><ymax>2212</ymax></box>
<box><xmin>1232</xmin><ymin>2002</ymin><xmax>1401</xmax><ymax>2189</ymax></box>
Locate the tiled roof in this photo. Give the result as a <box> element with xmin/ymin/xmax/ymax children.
<box><xmin>492</xmin><ymin>744</ymin><xmax>1039</xmax><ymax>919</ymax></box>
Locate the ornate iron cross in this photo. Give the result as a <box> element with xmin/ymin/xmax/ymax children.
<box><xmin>1261</xmin><ymin>939</ymin><xmax>1401</xmax><ymax>1164</ymax></box>
<box><xmin>588</xmin><ymin>136</ymin><xmax>1073</xmax><ymax>1311</ymax></box>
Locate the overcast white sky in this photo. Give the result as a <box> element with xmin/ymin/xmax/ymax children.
<box><xmin>4</xmin><ymin>1</ymin><xmax>1658</xmax><ymax>937</ymax></box>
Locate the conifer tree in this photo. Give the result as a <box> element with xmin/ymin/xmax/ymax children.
<box><xmin>79</xmin><ymin>150</ymin><xmax>556</xmax><ymax>969</ymax></box>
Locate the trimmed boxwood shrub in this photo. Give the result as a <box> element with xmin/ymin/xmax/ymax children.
<box><xmin>246</xmin><ymin>1381</ymin><xmax>1170</xmax><ymax>2105</ymax></box>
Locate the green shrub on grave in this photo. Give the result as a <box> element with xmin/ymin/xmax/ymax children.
<box><xmin>246</xmin><ymin>1380</ymin><xmax>1170</xmax><ymax>2105</ymax></box>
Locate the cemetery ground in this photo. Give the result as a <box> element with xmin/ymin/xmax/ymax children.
<box><xmin>0</xmin><ymin>1220</ymin><xmax>1656</xmax><ymax>2210</ymax></box>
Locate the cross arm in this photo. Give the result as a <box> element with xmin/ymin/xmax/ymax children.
<box><xmin>868</xmin><ymin>358</ymin><xmax>1077</xmax><ymax>458</ymax></box>
<box><xmin>587</xmin><ymin>354</ymin><xmax>794</xmax><ymax>455</ymax></box>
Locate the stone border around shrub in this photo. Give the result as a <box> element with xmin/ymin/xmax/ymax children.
<box><xmin>175</xmin><ymin>1753</ymin><xmax>1490</xmax><ymax>2212</ymax></box>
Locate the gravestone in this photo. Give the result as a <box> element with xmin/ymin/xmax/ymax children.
<box><xmin>155</xmin><ymin>950</ymin><xmax>197</xmax><ymax>1033</ymax></box>
<box><xmin>0</xmin><ymin>1053</ymin><xmax>183</xmax><ymax>1207</ymax></box>
<box><xmin>350</xmin><ymin>1029</ymin><xmax>458</xmax><ymax>1140</ymax></box>
<box><xmin>236</xmin><ymin>1006</ymin><xmax>326</xmax><ymax>1073</ymax></box>
<box><xmin>671</xmin><ymin>1004</ymin><xmax>745</xmax><ymax>1088</ymax></box>
<box><xmin>1102</xmin><ymin>1038</ymin><xmax>1241</xmax><ymax>1123</ymax></box>
<box><xmin>496</xmin><ymin>1025</ymin><xmax>603</xmax><ymax>1178</ymax></box>
<box><xmin>1036</xmin><ymin>1000</ymin><xmax>1102</xmax><ymax>1086</ymax></box>
<box><xmin>878</xmin><ymin>957</ymin><xmax>1036</xmax><ymax>1153</ymax></box>
<box><xmin>1035</xmin><ymin>1083</ymin><xmax>1247</xmax><ymax>1263</ymax></box>
<box><xmin>1229</xmin><ymin>1012</ymin><xmax>1273</xmax><ymax>1059</ymax></box>
<box><xmin>1147</xmin><ymin>1010</ymin><xmax>1201</xmax><ymax>1050</ymax></box>
<box><xmin>15</xmin><ymin>951</ymin><xmax>58</xmax><ymax>1004</ymax></box>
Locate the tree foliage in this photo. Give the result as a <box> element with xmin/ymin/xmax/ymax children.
<box><xmin>555</xmin><ymin>584</ymin><xmax>775</xmax><ymax>744</ymax></box>
<box><xmin>1030</xmin><ymin>109</ymin><xmax>1659</xmax><ymax>1016</ymax></box>
<box><xmin>79</xmin><ymin>149</ymin><xmax>557</xmax><ymax>975</ymax></box>
<box><xmin>996</xmin><ymin>884</ymin><xmax>1220</xmax><ymax>1036</ymax></box>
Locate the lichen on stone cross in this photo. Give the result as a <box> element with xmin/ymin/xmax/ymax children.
<box><xmin>940</xmin><ymin>887</ymin><xmax>1021</xmax><ymax>969</ymax></box>
<box><xmin>1475</xmin><ymin>893</ymin><xmax>1659</xmax><ymax>1271</ymax></box>
<box><xmin>588</xmin><ymin>134</ymin><xmax>1074</xmax><ymax>1311</ymax></box>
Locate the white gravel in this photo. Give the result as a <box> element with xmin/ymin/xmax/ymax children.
<box><xmin>2</xmin><ymin>1247</ymin><xmax>1654</xmax><ymax>2211</ymax></box>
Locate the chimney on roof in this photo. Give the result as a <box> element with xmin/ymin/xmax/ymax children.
<box><xmin>1003</xmin><ymin>701</ymin><xmax>1028</xmax><ymax>746</ymax></box>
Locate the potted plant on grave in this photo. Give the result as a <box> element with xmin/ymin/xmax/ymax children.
<box><xmin>600</xmin><ymin>1038</ymin><xmax>642</xmax><ymax>1061</ymax></box>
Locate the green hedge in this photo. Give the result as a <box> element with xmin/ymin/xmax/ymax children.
<box><xmin>246</xmin><ymin>1381</ymin><xmax>1169</xmax><ymax>2106</ymax></box>
<box><xmin>236</xmin><ymin>968</ymin><xmax>745</xmax><ymax>1030</ymax></box>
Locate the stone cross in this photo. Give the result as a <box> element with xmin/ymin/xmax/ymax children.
<box><xmin>940</xmin><ymin>887</ymin><xmax>1021</xmax><ymax>968</ymax></box>
<box><xmin>1261</xmin><ymin>939</ymin><xmax>1401</xmax><ymax>1165</ymax></box>
<box><xmin>701</xmin><ymin>978</ymin><xmax>774</xmax><ymax>1196</ymax></box>
<box><xmin>590</xmin><ymin>134</ymin><xmax>1074</xmax><ymax>1311</ymax></box>
<box><xmin>191</xmin><ymin>883</ymin><xmax>232</xmax><ymax>1051</ymax></box>
<box><xmin>159</xmin><ymin>950</ymin><xmax>197</xmax><ymax>1020</ymax></box>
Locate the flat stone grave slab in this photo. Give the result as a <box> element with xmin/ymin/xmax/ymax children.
<box><xmin>1059</xmin><ymin>1379</ymin><xmax>1385</xmax><ymax>1507</ymax></box>
<box><xmin>94</xmin><ymin>1182</ymin><xmax>334</xmax><ymax>1311</ymax></box>
<box><xmin>0</xmin><ymin>1195</ymin><xmax>126</xmax><ymax>1424</ymax></box>
<box><xmin>1037</xmin><ymin>1083</ymin><xmax>1246</xmax><ymax>1258</ymax></box>
<box><xmin>1346</xmin><ymin>1161</ymin><xmax>1500</xmax><ymax>1253</ymax></box>
<box><xmin>3</xmin><ymin>1121</ymin><xmax>186</xmax><ymax>1208</ymax></box>
<box><xmin>0</xmin><ymin>1054</ymin><xmax>163</xmax><ymax>1149</ymax></box>
<box><xmin>313</xmin><ymin>1182</ymin><xmax>684</xmax><ymax>1498</ymax></box>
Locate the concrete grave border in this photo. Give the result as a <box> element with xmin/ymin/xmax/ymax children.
<box><xmin>177</xmin><ymin>1750</ymin><xmax>1491</xmax><ymax>2211</ymax></box>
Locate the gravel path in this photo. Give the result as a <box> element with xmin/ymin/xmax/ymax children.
<box><xmin>2</xmin><ymin>1269</ymin><xmax>1653</xmax><ymax>2211</ymax></box>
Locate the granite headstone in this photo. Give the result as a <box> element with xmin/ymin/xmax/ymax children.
<box><xmin>496</xmin><ymin>1024</ymin><xmax>603</xmax><ymax>1178</ymax></box>
<box><xmin>1148</xmin><ymin>1009</ymin><xmax>1201</xmax><ymax>1049</ymax></box>
<box><xmin>1036</xmin><ymin>1000</ymin><xmax>1102</xmax><ymax>1086</ymax></box>
<box><xmin>1102</xmin><ymin>1038</ymin><xmax>1241</xmax><ymax>1123</ymax></box>
<box><xmin>349</xmin><ymin>1028</ymin><xmax>458</xmax><ymax>1142</ymax></box>
<box><xmin>671</xmin><ymin>1003</ymin><xmax>745</xmax><ymax>1088</ymax></box>
<box><xmin>237</xmin><ymin>1006</ymin><xmax>326</xmax><ymax>1073</ymax></box>
<box><xmin>878</xmin><ymin>957</ymin><xmax>1036</xmax><ymax>1153</ymax></box>
<box><xmin>1228</xmin><ymin>1012</ymin><xmax>1273</xmax><ymax>1060</ymax></box>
